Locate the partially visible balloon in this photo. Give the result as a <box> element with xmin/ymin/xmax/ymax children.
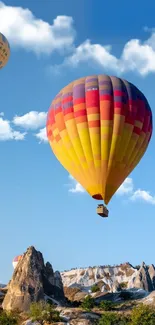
<box><xmin>46</xmin><ymin>75</ymin><xmax>153</xmax><ymax>213</ymax></box>
<box><xmin>0</xmin><ymin>32</ymin><xmax>10</xmax><ymax>69</ymax></box>
<box><xmin>12</xmin><ymin>255</ymin><xmax>23</xmax><ymax>269</ymax></box>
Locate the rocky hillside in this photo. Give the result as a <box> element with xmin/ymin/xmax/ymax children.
<box><xmin>1</xmin><ymin>246</ymin><xmax>155</xmax><ymax>324</ymax></box>
<box><xmin>61</xmin><ymin>262</ymin><xmax>155</xmax><ymax>295</ymax></box>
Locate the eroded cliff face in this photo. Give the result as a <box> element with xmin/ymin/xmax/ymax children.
<box><xmin>2</xmin><ymin>246</ymin><xmax>65</xmax><ymax>311</ymax></box>
<box><xmin>61</xmin><ymin>262</ymin><xmax>155</xmax><ymax>294</ymax></box>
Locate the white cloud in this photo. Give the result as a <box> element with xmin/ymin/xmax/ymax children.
<box><xmin>68</xmin><ymin>174</ymin><xmax>85</xmax><ymax>194</ymax></box>
<box><xmin>35</xmin><ymin>127</ymin><xmax>47</xmax><ymax>143</ymax></box>
<box><xmin>0</xmin><ymin>117</ymin><xmax>26</xmax><ymax>141</ymax></box>
<box><xmin>1</xmin><ymin>1</ymin><xmax>155</xmax><ymax>76</ymax></box>
<box><xmin>117</xmin><ymin>177</ymin><xmax>155</xmax><ymax>206</ymax></box>
<box><xmin>69</xmin><ymin>183</ymin><xmax>85</xmax><ymax>193</ymax></box>
<box><xmin>0</xmin><ymin>2</ymin><xmax>75</xmax><ymax>54</ymax></box>
<box><xmin>121</xmin><ymin>39</ymin><xmax>155</xmax><ymax>75</ymax></box>
<box><xmin>13</xmin><ymin>111</ymin><xmax>47</xmax><ymax>130</ymax></box>
<box><xmin>65</xmin><ymin>39</ymin><xmax>119</xmax><ymax>70</ymax></box>
<box><xmin>0</xmin><ymin>1</ymin><xmax>155</xmax><ymax>76</ymax></box>
<box><xmin>52</xmin><ymin>28</ymin><xmax>155</xmax><ymax>76</ymax></box>
<box><xmin>131</xmin><ymin>189</ymin><xmax>155</xmax><ymax>205</ymax></box>
<box><xmin>117</xmin><ymin>178</ymin><xmax>134</xmax><ymax>195</ymax></box>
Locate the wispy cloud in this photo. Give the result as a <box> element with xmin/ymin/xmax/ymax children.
<box><xmin>117</xmin><ymin>177</ymin><xmax>155</xmax><ymax>205</ymax></box>
<box><xmin>59</xmin><ymin>40</ymin><xmax>119</xmax><ymax>72</ymax></box>
<box><xmin>0</xmin><ymin>116</ymin><xmax>26</xmax><ymax>141</ymax></box>
<box><xmin>51</xmin><ymin>29</ymin><xmax>155</xmax><ymax>76</ymax></box>
<box><xmin>68</xmin><ymin>175</ymin><xmax>85</xmax><ymax>194</ymax></box>
<box><xmin>0</xmin><ymin>1</ymin><xmax>75</xmax><ymax>55</ymax></box>
<box><xmin>35</xmin><ymin>127</ymin><xmax>48</xmax><ymax>143</ymax></box>
<box><xmin>131</xmin><ymin>189</ymin><xmax>155</xmax><ymax>205</ymax></box>
<box><xmin>13</xmin><ymin>111</ymin><xmax>47</xmax><ymax>130</ymax></box>
<box><xmin>0</xmin><ymin>111</ymin><xmax>48</xmax><ymax>143</ymax></box>
<box><xmin>0</xmin><ymin>1</ymin><xmax>155</xmax><ymax>76</ymax></box>
<box><xmin>13</xmin><ymin>111</ymin><xmax>48</xmax><ymax>143</ymax></box>
<box><xmin>116</xmin><ymin>178</ymin><xmax>134</xmax><ymax>196</ymax></box>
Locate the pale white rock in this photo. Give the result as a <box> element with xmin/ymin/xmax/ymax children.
<box><xmin>61</xmin><ymin>262</ymin><xmax>155</xmax><ymax>295</ymax></box>
<box><xmin>61</xmin><ymin>263</ymin><xmax>137</xmax><ymax>292</ymax></box>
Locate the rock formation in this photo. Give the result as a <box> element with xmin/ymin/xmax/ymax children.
<box><xmin>148</xmin><ymin>264</ymin><xmax>155</xmax><ymax>289</ymax></box>
<box><xmin>2</xmin><ymin>246</ymin><xmax>65</xmax><ymax>312</ymax></box>
<box><xmin>61</xmin><ymin>262</ymin><xmax>155</xmax><ymax>297</ymax></box>
<box><xmin>131</xmin><ymin>262</ymin><xmax>153</xmax><ymax>291</ymax></box>
<box><xmin>58</xmin><ymin>308</ymin><xmax>100</xmax><ymax>325</ymax></box>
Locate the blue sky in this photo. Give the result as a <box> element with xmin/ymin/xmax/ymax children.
<box><xmin>0</xmin><ymin>0</ymin><xmax>155</xmax><ymax>283</ymax></box>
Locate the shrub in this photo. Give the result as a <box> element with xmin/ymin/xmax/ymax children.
<box><xmin>98</xmin><ymin>312</ymin><xmax>130</xmax><ymax>325</ymax></box>
<box><xmin>81</xmin><ymin>295</ymin><xmax>95</xmax><ymax>311</ymax></box>
<box><xmin>119</xmin><ymin>282</ymin><xmax>128</xmax><ymax>290</ymax></box>
<box><xmin>91</xmin><ymin>284</ymin><xmax>100</xmax><ymax>293</ymax></box>
<box><xmin>0</xmin><ymin>310</ymin><xmax>18</xmax><ymax>325</ymax></box>
<box><xmin>135</xmin><ymin>265</ymin><xmax>140</xmax><ymax>270</ymax></box>
<box><xmin>29</xmin><ymin>301</ymin><xmax>61</xmax><ymax>324</ymax></box>
<box><xmin>99</xmin><ymin>300</ymin><xmax>116</xmax><ymax>311</ymax></box>
<box><xmin>131</xmin><ymin>303</ymin><xmax>155</xmax><ymax>325</ymax></box>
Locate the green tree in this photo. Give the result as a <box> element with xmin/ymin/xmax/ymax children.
<box><xmin>0</xmin><ymin>311</ymin><xmax>18</xmax><ymax>325</ymax></box>
<box><xmin>99</xmin><ymin>300</ymin><xmax>116</xmax><ymax>311</ymax></box>
<box><xmin>81</xmin><ymin>295</ymin><xmax>95</xmax><ymax>311</ymax></box>
<box><xmin>91</xmin><ymin>284</ymin><xmax>100</xmax><ymax>293</ymax></box>
<box><xmin>29</xmin><ymin>301</ymin><xmax>61</xmax><ymax>324</ymax></box>
<box><xmin>119</xmin><ymin>282</ymin><xmax>128</xmax><ymax>290</ymax></box>
<box><xmin>98</xmin><ymin>312</ymin><xmax>130</xmax><ymax>325</ymax></box>
<box><xmin>131</xmin><ymin>303</ymin><xmax>155</xmax><ymax>325</ymax></box>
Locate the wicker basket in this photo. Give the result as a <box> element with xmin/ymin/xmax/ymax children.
<box><xmin>96</xmin><ymin>204</ymin><xmax>108</xmax><ymax>217</ymax></box>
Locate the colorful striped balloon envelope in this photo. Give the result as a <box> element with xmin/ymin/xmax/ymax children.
<box><xmin>0</xmin><ymin>32</ymin><xmax>10</xmax><ymax>69</ymax></box>
<box><xmin>46</xmin><ymin>75</ymin><xmax>153</xmax><ymax>214</ymax></box>
<box><xmin>12</xmin><ymin>255</ymin><xmax>23</xmax><ymax>269</ymax></box>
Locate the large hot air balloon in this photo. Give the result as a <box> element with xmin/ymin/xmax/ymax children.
<box><xmin>46</xmin><ymin>75</ymin><xmax>153</xmax><ymax>217</ymax></box>
<box><xmin>12</xmin><ymin>255</ymin><xmax>23</xmax><ymax>269</ymax></box>
<box><xmin>0</xmin><ymin>32</ymin><xmax>10</xmax><ymax>69</ymax></box>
